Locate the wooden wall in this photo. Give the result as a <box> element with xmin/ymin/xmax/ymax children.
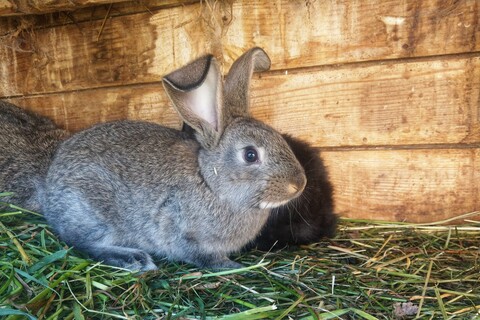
<box><xmin>0</xmin><ymin>0</ymin><xmax>478</xmax><ymax>222</ymax></box>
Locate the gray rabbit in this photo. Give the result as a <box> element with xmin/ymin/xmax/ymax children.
<box><xmin>0</xmin><ymin>101</ymin><xmax>68</xmax><ymax>211</ymax></box>
<box><xmin>42</xmin><ymin>48</ymin><xmax>307</xmax><ymax>271</ymax></box>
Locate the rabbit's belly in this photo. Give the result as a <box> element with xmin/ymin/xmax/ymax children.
<box><xmin>191</xmin><ymin>207</ymin><xmax>271</xmax><ymax>254</ymax></box>
<box><xmin>133</xmin><ymin>198</ymin><xmax>270</xmax><ymax>258</ymax></box>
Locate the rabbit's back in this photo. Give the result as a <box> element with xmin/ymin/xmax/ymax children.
<box><xmin>43</xmin><ymin>121</ymin><xmax>208</xmax><ymax>254</ymax></box>
<box><xmin>48</xmin><ymin>120</ymin><xmax>199</xmax><ymax>189</ymax></box>
<box><xmin>0</xmin><ymin>101</ymin><xmax>68</xmax><ymax>210</ymax></box>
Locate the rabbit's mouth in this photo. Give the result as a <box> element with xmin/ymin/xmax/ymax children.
<box><xmin>258</xmin><ymin>178</ymin><xmax>306</xmax><ymax>209</ymax></box>
<box><xmin>259</xmin><ymin>198</ymin><xmax>293</xmax><ymax>209</ymax></box>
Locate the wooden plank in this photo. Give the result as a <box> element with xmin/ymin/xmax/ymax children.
<box><xmin>321</xmin><ymin>148</ymin><xmax>479</xmax><ymax>223</ymax></box>
<box><xmin>0</xmin><ymin>0</ymin><xmax>130</xmax><ymax>16</ymax></box>
<box><xmin>1</xmin><ymin>0</ymin><xmax>478</xmax><ymax>96</ymax></box>
<box><xmin>223</xmin><ymin>0</ymin><xmax>480</xmax><ymax>66</ymax></box>
<box><xmin>0</xmin><ymin>0</ymin><xmax>196</xmax><ymax>22</ymax></box>
<box><xmin>6</xmin><ymin>84</ymin><xmax>182</xmax><ymax>132</ymax></box>
<box><xmin>7</xmin><ymin>56</ymin><xmax>480</xmax><ymax>148</ymax></box>
<box><xmin>0</xmin><ymin>0</ymin><xmax>15</xmax><ymax>16</ymax></box>
<box><xmin>0</xmin><ymin>2</ymin><xmax>210</xmax><ymax>97</ymax></box>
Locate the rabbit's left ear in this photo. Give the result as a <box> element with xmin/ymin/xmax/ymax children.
<box><xmin>224</xmin><ymin>47</ymin><xmax>271</xmax><ymax>119</ymax></box>
<box><xmin>163</xmin><ymin>55</ymin><xmax>224</xmax><ymax>148</ymax></box>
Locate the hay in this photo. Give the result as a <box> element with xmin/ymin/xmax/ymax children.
<box><xmin>1</xmin><ymin>193</ymin><xmax>479</xmax><ymax>319</ymax></box>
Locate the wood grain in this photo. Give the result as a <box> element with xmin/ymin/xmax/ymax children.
<box><xmin>2</xmin><ymin>0</ymin><xmax>202</xmax><ymax>17</ymax></box>
<box><xmin>3</xmin><ymin>96</ymin><xmax>478</xmax><ymax>222</ymax></box>
<box><xmin>222</xmin><ymin>0</ymin><xmax>480</xmax><ymax>66</ymax></box>
<box><xmin>0</xmin><ymin>2</ymin><xmax>210</xmax><ymax>97</ymax></box>
<box><xmin>0</xmin><ymin>0</ymin><xmax>130</xmax><ymax>16</ymax></box>
<box><xmin>1</xmin><ymin>0</ymin><xmax>478</xmax><ymax>96</ymax></box>
<box><xmin>6</xmin><ymin>84</ymin><xmax>182</xmax><ymax>132</ymax></box>
<box><xmin>0</xmin><ymin>0</ymin><xmax>14</xmax><ymax>16</ymax></box>
<box><xmin>0</xmin><ymin>0</ymin><xmax>197</xmax><ymax>30</ymax></box>
<box><xmin>7</xmin><ymin>56</ymin><xmax>480</xmax><ymax>148</ymax></box>
<box><xmin>322</xmin><ymin>148</ymin><xmax>479</xmax><ymax>222</ymax></box>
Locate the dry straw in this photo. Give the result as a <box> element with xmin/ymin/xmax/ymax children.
<box><xmin>1</xmin><ymin>193</ymin><xmax>479</xmax><ymax>319</ymax></box>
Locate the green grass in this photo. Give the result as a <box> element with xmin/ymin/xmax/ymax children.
<box><xmin>1</xmin><ymin>194</ymin><xmax>479</xmax><ymax>319</ymax></box>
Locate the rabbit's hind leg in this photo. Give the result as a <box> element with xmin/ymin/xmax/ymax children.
<box><xmin>82</xmin><ymin>245</ymin><xmax>158</xmax><ymax>272</ymax></box>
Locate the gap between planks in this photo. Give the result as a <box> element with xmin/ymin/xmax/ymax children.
<box><xmin>264</xmin><ymin>51</ymin><xmax>480</xmax><ymax>77</ymax></box>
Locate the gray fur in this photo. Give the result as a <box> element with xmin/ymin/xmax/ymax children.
<box><xmin>43</xmin><ymin>48</ymin><xmax>307</xmax><ymax>271</ymax></box>
<box><xmin>0</xmin><ymin>101</ymin><xmax>68</xmax><ymax>211</ymax></box>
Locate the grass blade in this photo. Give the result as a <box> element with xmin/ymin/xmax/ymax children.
<box><xmin>0</xmin><ymin>309</ymin><xmax>37</xmax><ymax>320</ymax></box>
<box><xmin>28</xmin><ymin>249</ymin><xmax>70</xmax><ymax>273</ymax></box>
<box><xmin>210</xmin><ymin>305</ymin><xmax>278</xmax><ymax>319</ymax></box>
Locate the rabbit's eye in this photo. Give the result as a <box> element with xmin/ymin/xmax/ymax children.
<box><xmin>244</xmin><ymin>147</ymin><xmax>259</xmax><ymax>163</ymax></box>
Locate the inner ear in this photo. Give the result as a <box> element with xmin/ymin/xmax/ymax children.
<box><xmin>185</xmin><ymin>66</ymin><xmax>219</xmax><ymax>130</ymax></box>
<box><xmin>162</xmin><ymin>55</ymin><xmax>224</xmax><ymax>147</ymax></box>
<box><xmin>163</xmin><ymin>55</ymin><xmax>211</xmax><ymax>91</ymax></box>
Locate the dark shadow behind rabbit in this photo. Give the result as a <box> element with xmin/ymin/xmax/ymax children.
<box><xmin>249</xmin><ymin>134</ymin><xmax>337</xmax><ymax>251</ymax></box>
<box><xmin>42</xmin><ymin>48</ymin><xmax>307</xmax><ymax>271</ymax></box>
<box><xmin>0</xmin><ymin>101</ymin><xmax>68</xmax><ymax>211</ymax></box>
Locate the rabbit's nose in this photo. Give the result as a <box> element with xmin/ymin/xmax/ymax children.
<box><xmin>287</xmin><ymin>183</ymin><xmax>299</xmax><ymax>195</ymax></box>
<box><xmin>287</xmin><ymin>174</ymin><xmax>307</xmax><ymax>196</ymax></box>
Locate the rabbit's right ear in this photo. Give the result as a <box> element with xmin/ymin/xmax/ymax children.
<box><xmin>224</xmin><ymin>47</ymin><xmax>271</xmax><ymax>120</ymax></box>
<box><xmin>163</xmin><ymin>55</ymin><xmax>223</xmax><ymax>148</ymax></box>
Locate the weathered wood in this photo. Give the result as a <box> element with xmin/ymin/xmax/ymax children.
<box><xmin>0</xmin><ymin>0</ymin><xmax>15</xmax><ymax>15</ymax></box>
<box><xmin>0</xmin><ymin>1</ymin><xmax>198</xmax><ymax>31</ymax></box>
<box><xmin>1</xmin><ymin>0</ymin><xmax>478</xmax><ymax>97</ymax></box>
<box><xmin>0</xmin><ymin>2</ymin><xmax>196</xmax><ymax>39</ymax></box>
<box><xmin>0</xmin><ymin>2</ymin><xmax>209</xmax><ymax>97</ymax></box>
<box><xmin>6</xmin><ymin>84</ymin><xmax>182</xmax><ymax>132</ymax></box>
<box><xmin>6</xmin><ymin>56</ymin><xmax>480</xmax><ymax>148</ymax></box>
<box><xmin>0</xmin><ymin>0</ymin><xmax>130</xmax><ymax>16</ymax></box>
<box><xmin>224</xmin><ymin>0</ymin><xmax>480</xmax><ymax>65</ymax></box>
<box><xmin>3</xmin><ymin>96</ymin><xmax>478</xmax><ymax>222</ymax></box>
<box><xmin>322</xmin><ymin>148</ymin><xmax>479</xmax><ymax>222</ymax></box>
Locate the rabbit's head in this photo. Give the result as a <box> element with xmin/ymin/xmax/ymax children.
<box><xmin>163</xmin><ymin>48</ymin><xmax>306</xmax><ymax>210</ymax></box>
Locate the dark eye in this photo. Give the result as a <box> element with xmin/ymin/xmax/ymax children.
<box><xmin>244</xmin><ymin>147</ymin><xmax>259</xmax><ymax>163</ymax></box>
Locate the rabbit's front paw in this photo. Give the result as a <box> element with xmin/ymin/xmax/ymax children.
<box><xmin>90</xmin><ymin>245</ymin><xmax>158</xmax><ymax>272</ymax></box>
<box><xmin>196</xmin><ymin>255</ymin><xmax>243</xmax><ymax>270</ymax></box>
<box><xmin>124</xmin><ymin>250</ymin><xmax>158</xmax><ymax>272</ymax></box>
<box><xmin>214</xmin><ymin>259</ymin><xmax>243</xmax><ymax>270</ymax></box>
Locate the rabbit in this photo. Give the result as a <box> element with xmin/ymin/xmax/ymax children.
<box><xmin>42</xmin><ymin>47</ymin><xmax>307</xmax><ymax>271</ymax></box>
<box><xmin>0</xmin><ymin>101</ymin><xmax>68</xmax><ymax>211</ymax></box>
<box><xmin>248</xmin><ymin>134</ymin><xmax>337</xmax><ymax>251</ymax></box>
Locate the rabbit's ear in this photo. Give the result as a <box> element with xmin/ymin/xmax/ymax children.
<box><xmin>163</xmin><ymin>55</ymin><xmax>223</xmax><ymax>147</ymax></box>
<box><xmin>224</xmin><ymin>47</ymin><xmax>271</xmax><ymax>119</ymax></box>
